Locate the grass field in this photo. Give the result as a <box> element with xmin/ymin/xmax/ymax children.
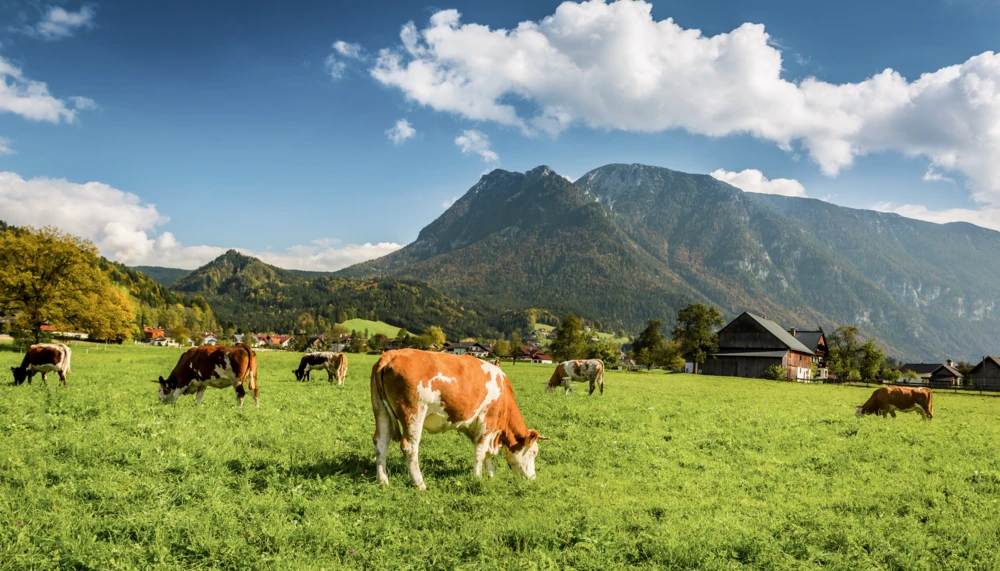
<box><xmin>3</xmin><ymin>344</ymin><xmax>1000</xmax><ymax>569</ymax></box>
<box><xmin>337</xmin><ymin>319</ymin><xmax>406</xmax><ymax>338</ymax></box>
<box><xmin>531</xmin><ymin>324</ymin><xmax>629</xmax><ymax>348</ymax></box>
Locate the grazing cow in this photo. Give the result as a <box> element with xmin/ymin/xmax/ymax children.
<box><xmin>11</xmin><ymin>343</ymin><xmax>72</xmax><ymax>386</ymax></box>
<box><xmin>293</xmin><ymin>352</ymin><xmax>348</xmax><ymax>384</ymax></box>
<box><xmin>856</xmin><ymin>386</ymin><xmax>933</xmax><ymax>420</ymax></box>
<box><xmin>488</xmin><ymin>358</ymin><xmax>501</xmax><ymax>367</ymax></box>
<box><xmin>370</xmin><ymin>349</ymin><xmax>546</xmax><ymax>490</ymax></box>
<box><xmin>545</xmin><ymin>359</ymin><xmax>605</xmax><ymax>396</ymax></box>
<box><xmin>154</xmin><ymin>345</ymin><xmax>259</xmax><ymax>407</ymax></box>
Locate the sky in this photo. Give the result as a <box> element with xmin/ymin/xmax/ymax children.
<box><xmin>1</xmin><ymin>0</ymin><xmax>1000</xmax><ymax>270</ymax></box>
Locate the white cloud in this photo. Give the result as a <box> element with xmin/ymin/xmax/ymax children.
<box><xmin>333</xmin><ymin>40</ymin><xmax>364</xmax><ymax>60</ymax></box>
<box><xmin>36</xmin><ymin>6</ymin><xmax>95</xmax><ymax>40</ymax></box>
<box><xmin>442</xmin><ymin>196</ymin><xmax>458</xmax><ymax>209</ymax></box>
<box><xmin>455</xmin><ymin>129</ymin><xmax>498</xmax><ymax>164</ymax></box>
<box><xmin>0</xmin><ymin>56</ymin><xmax>90</xmax><ymax>123</ymax></box>
<box><xmin>369</xmin><ymin>1</ymin><xmax>1000</xmax><ymax>207</ymax></box>
<box><xmin>710</xmin><ymin>168</ymin><xmax>807</xmax><ymax>197</ymax></box>
<box><xmin>0</xmin><ymin>137</ymin><xmax>15</xmax><ymax>156</ymax></box>
<box><xmin>325</xmin><ymin>54</ymin><xmax>347</xmax><ymax>80</ymax></box>
<box><xmin>386</xmin><ymin>118</ymin><xmax>416</xmax><ymax>144</ymax></box>
<box><xmin>923</xmin><ymin>167</ymin><xmax>954</xmax><ymax>184</ymax></box>
<box><xmin>0</xmin><ymin>171</ymin><xmax>402</xmax><ymax>270</ymax></box>
<box><xmin>873</xmin><ymin>202</ymin><xmax>1000</xmax><ymax>232</ymax></box>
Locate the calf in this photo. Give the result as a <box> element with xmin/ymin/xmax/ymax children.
<box><xmin>294</xmin><ymin>352</ymin><xmax>348</xmax><ymax>384</ymax></box>
<box><xmin>11</xmin><ymin>343</ymin><xmax>72</xmax><ymax>386</ymax></box>
<box><xmin>370</xmin><ymin>349</ymin><xmax>546</xmax><ymax>490</ymax></box>
<box><xmin>154</xmin><ymin>345</ymin><xmax>259</xmax><ymax>407</ymax></box>
<box><xmin>856</xmin><ymin>386</ymin><xmax>933</xmax><ymax>419</ymax></box>
<box><xmin>545</xmin><ymin>359</ymin><xmax>605</xmax><ymax>395</ymax></box>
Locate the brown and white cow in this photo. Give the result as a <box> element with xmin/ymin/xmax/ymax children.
<box><xmin>545</xmin><ymin>359</ymin><xmax>605</xmax><ymax>396</ymax></box>
<box><xmin>293</xmin><ymin>352</ymin><xmax>348</xmax><ymax>384</ymax></box>
<box><xmin>11</xmin><ymin>343</ymin><xmax>72</xmax><ymax>386</ymax></box>
<box><xmin>154</xmin><ymin>345</ymin><xmax>259</xmax><ymax>407</ymax></box>
<box><xmin>856</xmin><ymin>386</ymin><xmax>933</xmax><ymax>420</ymax></box>
<box><xmin>370</xmin><ymin>349</ymin><xmax>546</xmax><ymax>490</ymax></box>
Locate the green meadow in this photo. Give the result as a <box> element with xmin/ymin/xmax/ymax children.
<box><xmin>2</xmin><ymin>344</ymin><xmax>1000</xmax><ymax>569</ymax></box>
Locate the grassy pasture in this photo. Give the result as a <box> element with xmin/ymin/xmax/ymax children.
<box><xmin>2</xmin><ymin>345</ymin><xmax>1000</xmax><ymax>569</ymax></box>
<box><xmin>337</xmin><ymin>319</ymin><xmax>405</xmax><ymax>338</ymax></box>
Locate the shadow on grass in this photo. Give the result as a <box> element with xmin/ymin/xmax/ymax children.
<box><xmin>285</xmin><ymin>450</ymin><xmax>470</xmax><ymax>481</ymax></box>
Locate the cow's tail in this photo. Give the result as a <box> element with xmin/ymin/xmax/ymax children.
<box><xmin>371</xmin><ymin>355</ymin><xmax>402</xmax><ymax>442</ymax></box>
<box><xmin>239</xmin><ymin>344</ymin><xmax>258</xmax><ymax>389</ymax></box>
<box><xmin>925</xmin><ymin>389</ymin><xmax>934</xmax><ymax>420</ymax></box>
<box><xmin>61</xmin><ymin>344</ymin><xmax>72</xmax><ymax>376</ymax></box>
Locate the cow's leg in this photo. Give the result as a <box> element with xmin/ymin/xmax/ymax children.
<box><xmin>401</xmin><ymin>408</ymin><xmax>427</xmax><ymax>490</ymax></box>
<box><xmin>473</xmin><ymin>436</ymin><xmax>491</xmax><ymax>478</ymax></box>
<box><xmin>373</xmin><ymin>407</ymin><xmax>393</xmax><ymax>485</ymax></box>
<box><xmin>889</xmin><ymin>410</ymin><xmax>897</xmax><ymax>418</ymax></box>
<box><xmin>195</xmin><ymin>388</ymin><xmax>206</xmax><ymax>405</ymax></box>
<box><xmin>485</xmin><ymin>457</ymin><xmax>495</xmax><ymax>478</ymax></box>
<box><xmin>599</xmin><ymin>377</ymin><xmax>604</xmax><ymax>396</ymax></box>
<box><xmin>589</xmin><ymin>379</ymin><xmax>596</xmax><ymax>396</ymax></box>
<box><xmin>563</xmin><ymin>377</ymin><xmax>572</xmax><ymax>395</ymax></box>
<box><xmin>249</xmin><ymin>371</ymin><xmax>259</xmax><ymax>408</ymax></box>
<box><xmin>235</xmin><ymin>382</ymin><xmax>246</xmax><ymax>408</ymax></box>
<box><xmin>58</xmin><ymin>370</ymin><xmax>67</xmax><ymax>387</ymax></box>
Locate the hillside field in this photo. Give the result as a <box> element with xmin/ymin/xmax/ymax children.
<box><xmin>2</xmin><ymin>345</ymin><xmax>1000</xmax><ymax>569</ymax></box>
<box><xmin>338</xmin><ymin>319</ymin><xmax>406</xmax><ymax>338</ymax></box>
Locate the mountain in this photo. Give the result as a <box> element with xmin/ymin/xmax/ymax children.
<box><xmin>132</xmin><ymin>266</ymin><xmax>191</xmax><ymax>287</ymax></box>
<box><xmin>341</xmin><ymin>163</ymin><xmax>1000</xmax><ymax>361</ymax></box>
<box><xmin>170</xmin><ymin>250</ymin><xmax>496</xmax><ymax>336</ymax></box>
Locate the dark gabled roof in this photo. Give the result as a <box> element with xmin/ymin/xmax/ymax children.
<box><xmin>900</xmin><ymin>363</ymin><xmax>942</xmax><ymax>375</ymax></box>
<box><xmin>743</xmin><ymin>313</ymin><xmax>814</xmax><ymax>355</ymax></box>
<box><xmin>446</xmin><ymin>342</ymin><xmax>486</xmax><ymax>350</ymax></box>
<box><xmin>711</xmin><ymin>350</ymin><xmax>790</xmax><ymax>359</ymax></box>
<box><xmin>931</xmin><ymin>365</ymin><xmax>963</xmax><ymax>379</ymax></box>
<box><xmin>969</xmin><ymin>356</ymin><xmax>1000</xmax><ymax>375</ymax></box>
<box><xmin>790</xmin><ymin>330</ymin><xmax>825</xmax><ymax>352</ymax></box>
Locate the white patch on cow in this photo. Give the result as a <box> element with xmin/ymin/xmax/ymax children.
<box><xmin>503</xmin><ymin>441</ymin><xmax>539</xmax><ymax>479</ymax></box>
<box><xmin>416</xmin><ymin>373</ymin><xmax>456</xmax><ymax>433</ymax></box>
<box><xmin>889</xmin><ymin>404</ymin><xmax>925</xmax><ymax>415</ymax></box>
<box><xmin>29</xmin><ymin>364</ymin><xmax>59</xmax><ymax>375</ymax></box>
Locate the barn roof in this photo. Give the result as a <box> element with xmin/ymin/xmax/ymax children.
<box><xmin>931</xmin><ymin>365</ymin><xmax>963</xmax><ymax>379</ymax></box>
<box><xmin>900</xmin><ymin>363</ymin><xmax>942</xmax><ymax>375</ymax></box>
<box><xmin>744</xmin><ymin>313</ymin><xmax>814</xmax><ymax>355</ymax></box>
<box><xmin>969</xmin><ymin>356</ymin><xmax>1000</xmax><ymax>375</ymax></box>
<box><xmin>790</xmin><ymin>330</ymin><xmax>825</xmax><ymax>352</ymax></box>
<box><xmin>712</xmin><ymin>349</ymin><xmax>790</xmax><ymax>359</ymax></box>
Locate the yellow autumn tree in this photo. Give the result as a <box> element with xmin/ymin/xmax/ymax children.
<box><xmin>0</xmin><ymin>226</ymin><xmax>135</xmax><ymax>343</ymax></box>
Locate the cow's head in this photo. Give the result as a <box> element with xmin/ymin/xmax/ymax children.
<box><xmin>292</xmin><ymin>368</ymin><xmax>305</xmax><ymax>381</ymax></box>
<box><xmin>855</xmin><ymin>405</ymin><xmax>866</xmax><ymax>418</ymax></box>
<box><xmin>503</xmin><ymin>430</ymin><xmax>547</xmax><ymax>479</ymax></box>
<box><xmin>10</xmin><ymin>366</ymin><xmax>27</xmax><ymax>385</ymax></box>
<box><xmin>155</xmin><ymin>376</ymin><xmax>178</xmax><ymax>403</ymax></box>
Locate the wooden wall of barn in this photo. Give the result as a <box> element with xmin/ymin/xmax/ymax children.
<box><xmin>702</xmin><ymin>356</ymin><xmax>784</xmax><ymax>379</ymax></box>
<box><xmin>971</xmin><ymin>360</ymin><xmax>1000</xmax><ymax>390</ymax></box>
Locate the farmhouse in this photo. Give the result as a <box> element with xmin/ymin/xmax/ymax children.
<box><xmin>702</xmin><ymin>312</ymin><xmax>814</xmax><ymax>380</ymax></box>
<box><xmin>898</xmin><ymin>363</ymin><xmax>941</xmax><ymax>384</ymax></box>
<box><xmin>441</xmin><ymin>342</ymin><xmax>490</xmax><ymax>358</ymax></box>
<box><xmin>532</xmin><ymin>353</ymin><xmax>553</xmax><ymax>364</ymax></box>
<box><xmin>789</xmin><ymin>328</ymin><xmax>828</xmax><ymax>379</ymax></box>
<box><xmin>968</xmin><ymin>357</ymin><xmax>1000</xmax><ymax>390</ymax></box>
<box><xmin>143</xmin><ymin>327</ymin><xmax>165</xmax><ymax>341</ymax></box>
<box><xmin>929</xmin><ymin>362</ymin><xmax>964</xmax><ymax>388</ymax></box>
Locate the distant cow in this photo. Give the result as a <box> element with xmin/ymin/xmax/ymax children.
<box><xmin>11</xmin><ymin>343</ymin><xmax>72</xmax><ymax>386</ymax></box>
<box><xmin>154</xmin><ymin>345</ymin><xmax>259</xmax><ymax>407</ymax></box>
<box><xmin>370</xmin><ymin>349</ymin><xmax>546</xmax><ymax>490</ymax></box>
<box><xmin>856</xmin><ymin>386</ymin><xmax>933</xmax><ymax>420</ymax></box>
<box><xmin>487</xmin><ymin>358</ymin><xmax>501</xmax><ymax>367</ymax></box>
<box><xmin>294</xmin><ymin>352</ymin><xmax>348</xmax><ymax>384</ymax></box>
<box><xmin>545</xmin><ymin>359</ymin><xmax>605</xmax><ymax>396</ymax></box>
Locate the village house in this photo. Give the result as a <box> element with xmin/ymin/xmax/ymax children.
<box><xmin>898</xmin><ymin>363</ymin><xmax>942</xmax><ymax>385</ymax></box>
<box><xmin>143</xmin><ymin>327</ymin><xmax>166</xmax><ymax>342</ymax></box>
<box><xmin>441</xmin><ymin>342</ymin><xmax>490</xmax><ymax>358</ymax></box>
<box><xmin>201</xmin><ymin>333</ymin><xmax>218</xmax><ymax>346</ymax></box>
<box><xmin>928</xmin><ymin>361</ymin><xmax>964</xmax><ymax>388</ymax></box>
<box><xmin>702</xmin><ymin>312</ymin><xmax>815</xmax><ymax>380</ymax></box>
<box><xmin>789</xmin><ymin>328</ymin><xmax>828</xmax><ymax>379</ymax></box>
<box><xmin>968</xmin><ymin>357</ymin><xmax>1000</xmax><ymax>390</ymax></box>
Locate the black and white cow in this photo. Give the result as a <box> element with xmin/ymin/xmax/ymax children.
<box><xmin>293</xmin><ymin>352</ymin><xmax>348</xmax><ymax>384</ymax></box>
<box><xmin>11</xmin><ymin>343</ymin><xmax>72</xmax><ymax>386</ymax></box>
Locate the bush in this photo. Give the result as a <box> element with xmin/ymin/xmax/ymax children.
<box><xmin>761</xmin><ymin>365</ymin><xmax>786</xmax><ymax>381</ymax></box>
<box><xmin>847</xmin><ymin>370</ymin><xmax>862</xmax><ymax>382</ymax></box>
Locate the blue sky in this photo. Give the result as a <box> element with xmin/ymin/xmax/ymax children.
<box><xmin>1</xmin><ymin>0</ymin><xmax>999</xmax><ymax>269</ymax></box>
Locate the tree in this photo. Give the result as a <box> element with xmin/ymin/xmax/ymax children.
<box><xmin>586</xmin><ymin>340</ymin><xmax>621</xmax><ymax>368</ymax></box>
<box><xmin>77</xmin><ymin>285</ymin><xmax>135</xmax><ymax>341</ymax></box>
<box><xmin>859</xmin><ymin>339</ymin><xmax>886</xmax><ymax>381</ymax></box>
<box><xmin>422</xmin><ymin>326</ymin><xmax>446</xmax><ymax>348</ymax></box>
<box><xmin>826</xmin><ymin>326</ymin><xmax>862</xmax><ymax>378</ymax></box>
<box><xmin>191</xmin><ymin>332</ymin><xmax>205</xmax><ymax>346</ymax></box>
<box><xmin>671</xmin><ymin>304</ymin><xmax>723</xmax><ymax>374</ymax></box>
<box><xmin>493</xmin><ymin>339</ymin><xmax>510</xmax><ymax>359</ymax></box>
<box><xmin>296</xmin><ymin>312</ymin><xmax>316</xmax><ymax>336</ymax></box>
<box><xmin>550</xmin><ymin>314</ymin><xmax>587</xmax><ymax>361</ymax></box>
<box><xmin>0</xmin><ymin>226</ymin><xmax>134</xmax><ymax>343</ymax></box>
<box><xmin>633</xmin><ymin>320</ymin><xmax>666</xmax><ymax>363</ymax></box>
<box><xmin>883</xmin><ymin>368</ymin><xmax>902</xmax><ymax>383</ymax></box>
<box><xmin>761</xmin><ymin>365</ymin><xmax>786</xmax><ymax>381</ymax></box>
<box><xmin>657</xmin><ymin>340</ymin><xmax>686</xmax><ymax>371</ymax></box>
<box><xmin>172</xmin><ymin>325</ymin><xmax>191</xmax><ymax>346</ymax></box>
<box><xmin>510</xmin><ymin>332</ymin><xmax>522</xmax><ymax>365</ymax></box>
<box><xmin>902</xmin><ymin>370</ymin><xmax>920</xmax><ymax>384</ymax></box>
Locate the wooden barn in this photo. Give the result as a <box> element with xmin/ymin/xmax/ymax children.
<box><xmin>702</xmin><ymin>312</ymin><xmax>815</xmax><ymax>380</ymax></box>
<box><xmin>968</xmin><ymin>357</ymin><xmax>1000</xmax><ymax>390</ymax></box>
<box><xmin>789</xmin><ymin>328</ymin><xmax>828</xmax><ymax>378</ymax></box>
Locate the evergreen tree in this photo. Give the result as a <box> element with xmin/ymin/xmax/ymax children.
<box><xmin>550</xmin><ymin>314</ymin><xmax>587</xmax><ymax>361</ymax></box>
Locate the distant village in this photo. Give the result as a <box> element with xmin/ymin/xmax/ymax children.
<box><xmin>126</xmin><ymin>310</ymin><xmax>1000</xmax><ymax>393</ymax></box>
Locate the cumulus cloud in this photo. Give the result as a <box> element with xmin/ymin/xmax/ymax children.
<box><xmin>873</xmin><ymin>202</ymin><xmax>1000</xmax><ymax>233</ymax></box>
<box><xmin>369</xmin><ymin>1</ymin><xmax>1000</xmax><ymax>206</ymax></box>
<box><xmin>386</xmin><ymin>118</ymin><xmax>416</xmax><ymax>144</ymax></box>
<box><xmin>455</xmin><ymin>129</ymin><xmax>498</xmax><ymax>164</ymax></box>
<box><xmin>710</xmin><ymin>168</ymin><xmax>807</xmax><ymax>197</ymax></box>
<box><xmin>36</xmin><ymin>6</ymin><xmax>95</xmax><ymax>39</ymax></box>
<box><xmin>0</xmin><ymin>137</ymin><xmax>14</xmax><ymax>156</ymax></box>
<box><xmin>923</xmin><ymin>167</ymin><xmax>954</xmax><ymax>184</ymax></box>
<box><xmin>333</xmin><ymin>40</ymin><xmax>364</xmax><ymax>60</ymax></box>
<box><xmin>0</xmin><ymin>56</ymin><xmax>90</xmax><ymax>123</ymax></box>
<box><xmin>0</xmin><ymin>171</ymin><xmax>402</xmax><ymax>270</ymax></box>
